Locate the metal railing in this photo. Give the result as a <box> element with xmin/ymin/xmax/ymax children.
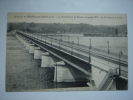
<box><xmin>16</xmin><ymin>31</ymin><xmax>128</xmax><ymax>78</ymax></box>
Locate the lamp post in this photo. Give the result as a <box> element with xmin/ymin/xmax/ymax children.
<box><xmin>55</xmin><ymin>34</ymin><xmax>57</xmax><ymax>40</ymax></box>
<box><xmin>41</xmin><ymin>32</ymin><xmax>42</xmax><ymax>41</ymax></box>
<box><xmin>45</xmin><ymin>34</ymin><xmax>46</xmax><ymax>44</ymax></box>
<box><xmin>71</xmin><ymin>41</ymin><xmax>74</xmax><ymax>55</ymax></box>
<box><xmin>61</xmin><ymin>34</ymin><xmax>62</xmax><ymax>41</ymax></box>
<box><xmin>77</xmin><ymin>37</ymin><xmax>79</xmax><ymax>45</ymax></box>
<box><xmin>89</xmin><ymin>39</ymin><xmax>92</xmax><ymax>49</ymax></box>
<box><xmin>55</xmin><ymin>63</ymin><xmax>57</xmax><ymax>88</ymax></box>
<box><xmin>89</xmin><ymin>46</ymin><xmax>91</xmax><ymax>63</ymax></box>
<box><xmin>107</xmin><ymin>41</ymin><xmax>109</xmax><ymax>54</ymax></box>
<box><xmin>37</xmin><ymin>32</ymin><xmax>38</xmax><ymax>39</ymax></box>
<box><xmin>119</xmin><ymin>51</ymin><xmax>123</xmax><ymax>76</ymax></box>
<box><xmin>68</xmin><ymin>35</ymin><xmax>69</xmax><ymax>42</ymax></box>
<box><xmin>32</xmin><ymin>32</ymin><xmax>33</xmax><ymax>38</ymax></box>
<box><xmin>51</xmin><ymin>35</ymin><xmax>52</xmax><ymax>46</ymax></box>
<box><xmin>59</xmin><ymin>39</ymin><xmax>61</xmax><ymax>50</ymax></box>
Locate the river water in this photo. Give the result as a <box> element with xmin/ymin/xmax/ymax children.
<box><xmin>61</xmin><ymin>36</ymin><xmax>128</xmax><ymax>56</ymax></box>
<box><xmin>6</xmin><ymin>36</ymin><xmax>88</xmax><ymax>92</ymax></box>
<box><xmin>6</xmin><ymin>34</ymin><xmax>128</xmax><ymax>91</ymax></box>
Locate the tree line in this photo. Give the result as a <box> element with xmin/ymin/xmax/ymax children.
<box><xmin>7</xmin><ymin>22</ymin><xmax>127</xmax><ymax>37</ymax></box>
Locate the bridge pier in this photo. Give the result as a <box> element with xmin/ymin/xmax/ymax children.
<box><xmin>107</xmin><ymin>79</ymin><xmax>116</xmax><ymax>90</ymax></box>
<box><xmin>29</xmin><ymin>44</ymin><xmax>35</xmax><ymax>53</ymax></box>
<box><xmin>90</xmin><ymin>66</ymin><xmax>107</xmax><ymax>89</ymax></box>
<box><xmin>26</xmin><ymin>41</ymin><xmax>31</xmax><ymax>50</ymax></box>
<box><xmin>20</xmin><ymin>38</ymin><xmax>24</xmax><ymax>44</ymax></box>
<box><xmin>41</xmin><ymin>52</ymin><xmax>55</xmax><ymax>67</ymax></box>
<box><xmin>22</xmin><ymin>38</ymin><xmax>26</xmax><ymax>45</ymax></box>
<box><xmin>34</xmin><ymin>48</ymin><xmax>42</xmax><ymax>59</ymax></box>
<box><xmin>24</xmin><ymin>40</ymin><xmax>27</xmax><ymax>47</ymax></box>
<box><xmin>16</xmin><ymin>34</ymin><xmax>24</xmax><ymax>45</ymax></box>
<box><xmin>16</xmin><ymin>34</ymin><xmax>21</xmax><ymax>42</ymax></box>
<box><xmin>53</xmin><ymin>61</ymin><xmax>76</xmax><ymax>82</ymax></box>
<box><xmin>90</xmin><ymin>66</ymin><xmax>117</xmax><ymax>90</ymax></box>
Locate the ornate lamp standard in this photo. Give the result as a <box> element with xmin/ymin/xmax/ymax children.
<box><xmin>89</xmin><ymin>38</ymin><xmax>92</xmax><ymax>49</ymax></box>
<box><xmin>59</xmin><ymin>39</ymin><xmax>61</xmax><ymax>50</ymax></box>
<box><xmin>107</xmin><ymin>41</ymin><xmax>110</xmax><ymax>54</ymax></box>
<box><xmin>77</xmin><ymin>37</ymin><xmax>79</xmax><ymax>45</ymax></box>
<box><xmin>55</xmin><ymin>63</ymin><xmax>57</xmax><ymax>88</ymax></box>
<box><xmin>89</xmin><ymin>46</ymin><xmax>91</xmax><ymax>63</ymax></box>
<box><xmin>71</xmin><ymin>41</ymin><xmax>74</xmax><ymax>55</ymax></box>
<box><xmin>41</xmin><ymin>32</ymin><xmax>42</xmax><ymax>41</ymax></box>
<box><xmin>37</xmin><ymin>32</ymin><xmax>38</xmax><ymax>39</ymax></box>
<box><xmin>119</xmin><ymin>51</ymin><xmax>123</xmax><ymax>76</ymax></box>
<box><xmin>68</xmin><ymin>35</ymin><xmax>69</xmax><ymax>42</ymax></box>
<box><xmin>51</xmin><ymin>35</ymin><xmax>52</xmax><ymax>46</ymax></box>
<box><xmin>45</xmin><ymin>34</ymin><xmax>46</xmax><ymax>44</ymax></box>
<box><xmin>60</xmin><ymin>34</ymin><xmax>62</xmax><ymax>42</ymax></box>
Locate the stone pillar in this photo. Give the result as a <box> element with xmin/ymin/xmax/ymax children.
<box><xmin>26</xmin><ymin>41</ymin><xmax>31</xmax><ymax>50</ymax></box>
<box><xmin>21</xmin><ymin>38</ymin><xmax>25</xmax><ymax>45</ymax></box>
<box><xmin>18</xmin><ymin>35</ymin><xmax>22</xmax><ymax>43</ymax></box>
<box><xmin>18</xmin><ymin>37</ymin><xmax>22</xmax><ymax>43</ymax></box>
<box><xmin>29</xmin><ymin>44</ymin><xmax>35</xmax><ymax>53</ymax></box>
<box><xmin>16</xmin><ymin>35</ymin><xmax>20</xmax><ymax>41</ymax></box>
<box><xmin>53</xmin><ymin>61</ymin><xmax>76</xmax><ymax>82</ymax></box>
<box><xmin>16</xmin><ymin>34</ymin><xmax>22</xmax><ymax>43</ymax></box>
<box><xmin>19</xmin><ymin>36</ymin><xmax>22</xmax><ymax>42</ymax></box>
<box><xmin>24</xmin><ymin>40</ymin><xmax>27</xmax><ymax>47</ymax></box>
<box><xmin>41</xmin><ymin>52</ymin><xmax>55</xmax><ymax>67</ymax></box>
<box><xmin>34</xmin><ymin>48</ymin><xmax>42</xmax><ymax>59</ymax></box>
<box><xmin>107</xmin><ymin>79</ymin><xmax>116</xmax><ymax>90</ymax></box>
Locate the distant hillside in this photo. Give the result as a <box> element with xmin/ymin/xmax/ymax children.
<box><xmin>7</xmin><ymin>22</ymin><xmax>127</xmax><ymax>37</ymax></box>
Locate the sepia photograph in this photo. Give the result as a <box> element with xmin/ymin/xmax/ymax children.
<box><xmin>6</xmin><ymin>13</ymin><xmax>128</xmax><ymax>92</ymax></box>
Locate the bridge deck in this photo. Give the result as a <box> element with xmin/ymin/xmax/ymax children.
<box><xmin>16</xmin><ymin>31</ymin><xmax>128</xmax><ymax>79</ymax></box>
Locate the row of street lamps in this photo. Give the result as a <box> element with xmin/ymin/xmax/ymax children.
<box><xmin>29</xmin><ymin>32</ymin><xmax>123</xmax><ymax>76</ymax></box>
<box><xmin>31</xmin><ymin>33</ymin><xmax>119</xmax><ymax>56</ymax></box>
<box><xmin>50</xmin><ymin>35</ymin><xmax>122</xmax><ymax>76</ymax></box>
<box><xmin>34</xmin><ymin>32</ymin><xmax>111</xmax><ymax>55</ymax></box>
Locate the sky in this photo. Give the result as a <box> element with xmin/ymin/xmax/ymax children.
<box><xmin>7</xmin><ymin>12</ymin><xmax>127</xmax><ymax>26</ymax></box>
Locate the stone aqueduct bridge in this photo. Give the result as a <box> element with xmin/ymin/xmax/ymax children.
<box><xmin>15</xmin><ymin>30</ymin><xmax>128</xmax><ymax>90</ymax></box>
